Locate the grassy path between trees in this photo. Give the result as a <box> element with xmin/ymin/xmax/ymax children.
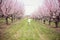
<box><xmin>0</xmin><ymin>18</ymin><xmax>60</xmax><ymax>40</ymax></box>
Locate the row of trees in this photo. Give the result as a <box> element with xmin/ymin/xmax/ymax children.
<box><xmin>0</xmin><ymin>0</ymin><xmax>24</xmax><ymax>24</ymax></box>
<box><xmin>45</xmin><ymin>0</ymin><xmax>60</xmax><ymax>28</ymax></box>
<box><xmin>31</xmin><ymin>0</ymin><xmax>60</xmax><ymax>28</ymax></box>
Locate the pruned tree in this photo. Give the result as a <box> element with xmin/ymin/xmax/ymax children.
<box><xmin>43</xmin><ymin>0</ymin><xmax>59</xmax><ymax>27</ymax></box>
<box><xmin>1</xmin><ymin>0</ymin><xmax>24</xmax><ymax>24</ymax></box>
<box><xmin>0</xmin><ymin>0</ymin><xmax>4</xmax><ymax>18</ymax></box>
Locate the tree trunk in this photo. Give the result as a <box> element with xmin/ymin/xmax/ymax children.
<box><xmin>55</xmin><ymin>22</ymin><xmax>58</xmax><ymax>28</ymax></box>
<box><xmin>11</xmin><ymin>15</ymin><xmax>13</xmax><ymax>23</ymax></box>
<box><xmin>55</xmin><ymin>16</ymin><xmax>59</xmax><ymax>28</ymax></box>
<box><xmin>43</xmin><ymin>19</ymin><xmax>45</xmax><ymax>24</ymax></box>
<box><xmin>49</xmin><ymin>19</ymin><xmax>51</xmax><ymax>25</ymax></box>
<box><xmin>49</xmin><ymin>17</ymin><xmax>51</xmax><ymax>25</ymax></box>
<box><xmin>6</xmin><ymin>16</ymin><xmax>8</xmax><ymax>24</ymax></box>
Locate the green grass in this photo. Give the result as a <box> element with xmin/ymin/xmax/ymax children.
<box><xmin>45</xmin><ymin>20</ymin><xmax>60</xmax><ymax>27</ymax></box>
<box><xmin>2</xmin><ymin>18</ymin><xmax>60</xmax><ymax>40</ymax></box>
<box><xmin>36</xmin><ymin>21</ymin><xmax>60</xmax><ymax>40</ymax></box>
<box><xmin>0</xmin><ymin>18</ymin><xmax>13</xmax><ymax>25</ymax></box>
<box><xmin>0</xmin><ymin>18</ymin><xmax>5</xmax><ymax>23</ymax></box>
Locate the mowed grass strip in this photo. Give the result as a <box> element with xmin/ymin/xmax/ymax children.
<box><xmin>3</xmin><ymin>19</ymin><xmax>25</xmax><ymax>40</ymax></box>
<box><xmin>3</xmin><ymin>18</ymin><xmax>41</xmax><ymax>40</ymax></box>
<box><xmin>34</xmin><ymin>20</ymin><xmax>60</xmax><ymax>40</ymax></box>
<box><xmin>2</xmin><ymin>18</ymin><xmax>60</xmax><ymax>40</ymax></box>
<box><xmin>13</xmin><ymin>19</ymin><xmax>41</xmax><ymax>40</ymax></box>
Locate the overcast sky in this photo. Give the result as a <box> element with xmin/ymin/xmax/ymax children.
<box><xmin>21</xmin><ymin>0</ymin><xmax>44</xmax><ymax>15</ymax></box>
